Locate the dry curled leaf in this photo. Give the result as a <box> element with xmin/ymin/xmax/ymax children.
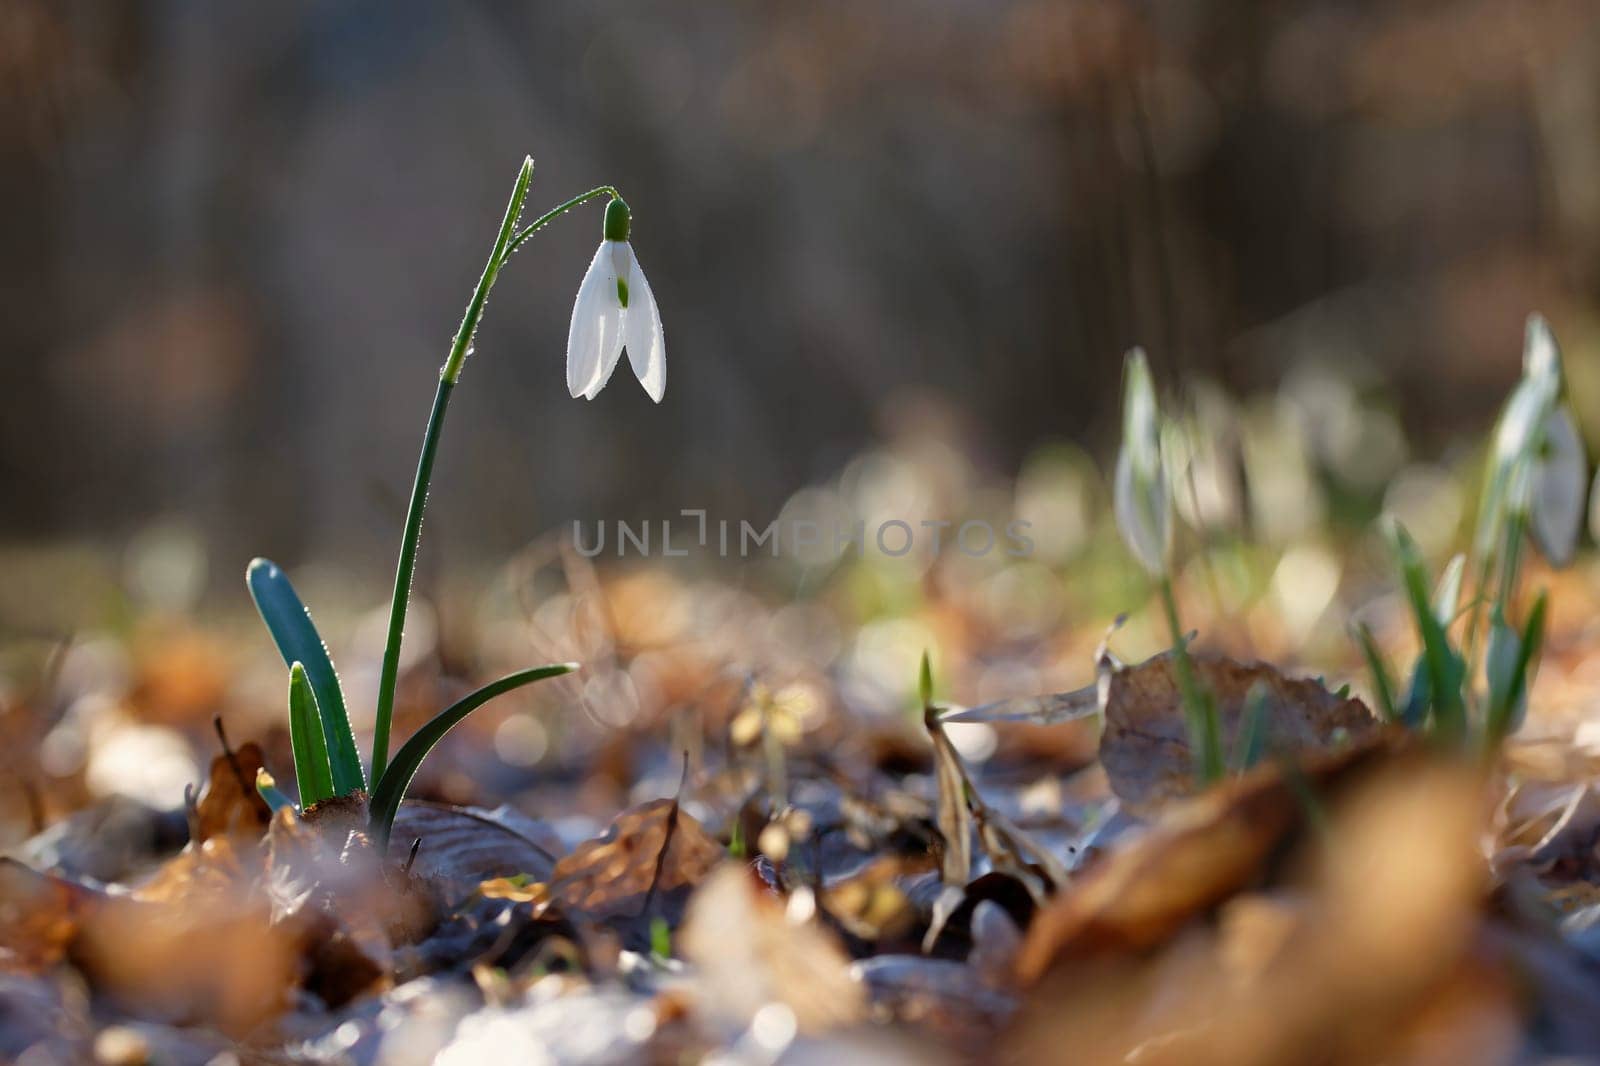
<box><xmin>545</xmin><ymin>796</ymin><xmax>724</xmax><ymax>947</ymax></box>
<box><xmin>1014</xmin><ymin>771</ymin><xmax>1292</xmax><ymax>982</ymax></box>
<box><xmin>194</xmin><ymin>740</ymin><xmax>272</xmax><ymax>843</ymax></box>
<box><xmin>74</xmin><ymin>890</ymin><xmax>296</xmax><ymax>1035</ymax></box>
<box><xmin>681</xmin><ymin>863</ymin><xmax>865</xmax><ymax>1033</ymax></box>
<box><xmin>1008</xmin><ymin>758</ymin><xmax>1495</xmax><ymax>1066</ymax></box>
<box><xmin>1014</xmin><ymin>742</ymin><xmax>1390</xmax><ymax>985</ymax></box>
<box><xmin>0</xmin><ymin>856</ymin><xmax>296</xmax><ymax>1033</ymax></box>
<box><xmin>1100</xmin><ymin>653</ymin><xmax>1386</xmax><ymax>814</ymax></box>
<box><xmin>132</xmin><ymin>834</ymin><xmax>254</xmax><ymax>905</ymax></box>
<box><xmin>393</xmin><ymin>801</ymin><xmax>563</xmax><ymax>902</ymax></box>
<box><xmin>0</xmin><ymin>858</ymin><xmax>96</xmax><ymax>972</ymax></box>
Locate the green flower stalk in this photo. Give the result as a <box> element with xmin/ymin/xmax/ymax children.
<box><xmin>1113</xmin><ymin>348</ymin><xmax>1222</xmax><ymax>784</ymax></box>
<box><xmin>372</xmin><ymin>160</ymin><xmax>656</xmax><ymax>783</ymax></box>
<box><xmin>247</xmin><ymin>155</ymin><xmax>657</xmax><ymax>847</ymax></box>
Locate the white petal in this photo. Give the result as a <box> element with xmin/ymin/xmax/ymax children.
<box><xmin>1523</xmin><ymin>313</ymin><xmax>1561</xmax><ymax>381</ymax></box>
<box><xmin>1531</xmin><ymin>404</ymin><xmax>1586</xmax><ymax>566</ymax></box>
<box><xmin>622</xmin><ymin>248</ymin><xmax>665</xmax><ymax>403</ymax></box>
<box><xmin>566</xmin><ymin>242</ymin><xmax>625</xmax><ymax>399</ymax></box>
<box><xmin>1114</xmin><ymin>446</ymin><xmax>1170</xmax><ymax>576</ymax></box>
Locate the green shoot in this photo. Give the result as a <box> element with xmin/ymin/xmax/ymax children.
<box><xmin>1159</xmin><ymin>578</ymin><xmax>1224</xmax><ymax>784</ymax></box>
<box><xmin>1485</xmin><ymin>591</ymin><xmax>1548</xmax><ymax>749</ymax></box>
<box><xmin>247</xmin><ymin>558</ymin><xmax>364</xmax><ymax>794</ymax></box>
<box><xmin>1388</xmin><ymin>520</ymin><xmax>1466</xmax><ymax>743</ymax></box>
<box><xmin>255</xmin><ymin>768</ymin><xmax>295</xmax><ymax>813</ymax></box>
<box><xmin>288</xmin><ymin>663</ymin><xmax>336</xmax><ymax>807</ymax></box>
<box><xmin>1351</xmin><ymin>622</ymin><xmax>1399</xmax><ymax>723</ymax></box>
<box><xmin>1230</xmin><ymin>681</ymin><xmax>1270</xmax><ymax>771</ymax></box>
<box><xmin>650</xmin><ymin>916</ymin><xmax>672</xmax><ymax>959</ymax></box>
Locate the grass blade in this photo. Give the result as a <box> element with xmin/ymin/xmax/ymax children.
<box><xmin>1230</xmin><ymin>681</ymin><xmax>1270</xmax><ymax>771</ymax></box>
<box><xmin>368</xmin><ymin>663</ymin><xmax>576</xmax><ymax>848</ymax></box>
<box><xmin>1351</xmin><ymin>621</ymin><xmax>1399</xmax><ymax>722</ymax></box>
<box><xmin>246</xmin><ymin>558</ymin><xmax>366</xmax><ymax>795</ymax></box>
<box><xmin>288</xmin><ymin>663</ymin><xmax>336</xmax><ymax>806</ymax></box>
<box><xmin>1387</xmin><ymin>522</ymin><xmax>1465</xmax><ymax>741</ymax></box>
<box><xmin>1486</xmin><ymin>591</ymin><xmax>1548</xmax><ymax>747</ymax></box>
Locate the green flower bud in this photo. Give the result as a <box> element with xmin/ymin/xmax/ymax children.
<box><xmin>603</xmin><ymin>196</ymin><xmax>631</xmax><ymax>242</ymax></box>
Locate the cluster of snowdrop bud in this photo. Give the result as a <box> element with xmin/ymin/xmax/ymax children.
<box><xmin>1113</xmin><ymin>348</ymin><xmax>1172</xmax><ymax>577</ymax></box>
<box><xmin>1477</xmin><ymin>314</ymin><xmax>1582</xmax><ymax>737</ymax></box>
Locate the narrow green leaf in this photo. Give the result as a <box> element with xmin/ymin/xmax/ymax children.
<box><xmin>918</xmin><ymin>650</ymin><xmax>934</xmax><ymax>709</ymax></box>
<box><xmin>246</xmin><ymin>558</ymin><xmax>365</xmax><ymax>795</ymax></box>
<box><xmin>1388</xmin><ymin>522</ymin><xmax>1465</xmax><ymax>742</ymax></box>
<box><xmin>288</xmin><ymin>663</ymin><xmax>336</xmax><ymax>806</ymax></box>
<box><xmin>1486</xmin><ymin>591</ymin><xmax>1548</xmax><ymax>747</ymax></box>
<box><xmin>1401</xmin><ymin>657</ymin><xmax>1432</xmax><ymax>729</ymax></box>
<box><xmin>650</xmin><ymin>916</ymin><xmax>672</xmax><ymax>959</ymax></box>
<box><xmin>368</xmin><ymin>663</ymin><xmax>577</xmax><ymax>848</ymax></box>
<box><xmin>1351</xmin><ymin>622</ymin><xmax>1399</xmax><ymax>723</ymax></box>
<box><xmin>1230</xmin><ymin>681</ymin><xmax>1270</xmax><ymax>771</ymax></box>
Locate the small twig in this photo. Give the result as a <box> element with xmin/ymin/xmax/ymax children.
<box><xmin>404</xmin><ymin>837</ymin><xmax>422</xmax><ymax>876</ymax></box>
<box><xmin>213</xmin><ymin>715</ymin><xmax>251</xmax><ymax>796</ymax></box>
<box><xmin>21</xmin><ymin>778</ymin><xmax>45</xmax><ymax>835</ymax></box>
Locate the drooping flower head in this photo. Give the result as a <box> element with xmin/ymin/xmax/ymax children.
<box><xmin>1480</xmin><ymin>314</ymin><xmax>1587</xmax><ymax>567</ymax></box>
<box><xmin>1114</xmin><ymin>347</ymin><xmax>1172</xmax><ymax>576</ymax></box>
<box><xmin>566</xmin><ymin>196</ymin><xmax>666</xmax><ymax>402</ymax></box>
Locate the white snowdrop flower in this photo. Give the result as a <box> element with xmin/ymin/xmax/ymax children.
<box><xmin>1530</xmin><ymin>403</ymin><xmax>1587</xmax><ymax>567</ymax></box>
<box><xmin>1478</xmin><ymin>314</ymin><xmax>1564</xmax><ymax>557</ymax></box>
<box><xmin>1114</xmin><ymin>348</ymin><xmax>1172</xmax><ymax>576</ymax></box>
<box><xmin>1523</xmin><ymin>312</ymin><xmax>1560</xmax><ymax>382</ymax></box>
<box><xmin>566</xmin><ymin>197</ymin><xmax>665</xmax><ymax>402</ymax></box>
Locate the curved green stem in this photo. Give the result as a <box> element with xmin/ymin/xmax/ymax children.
<box><xmin>504</xmin><ymin>186</ymin><xmax>619</xmax><ymax>258</ymax></box>
<box><xmin>372</xmin><ymin>161</ymin><xmax>611</xmax><ymax>783</ymax></box>
<box><xmin>440</xmin><ymin>158</ymin><xmax>536</xmax><ymax>386</ymax></box>
<box><xmin>1159</xmin><ymin>577</ymin><xmax>1223</xmax><ymax>784</ymax></box>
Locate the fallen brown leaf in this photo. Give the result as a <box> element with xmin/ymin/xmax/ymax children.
<box><xmin>393</xmin><ymin>801</ymin><xmax>563</xmax><ymax>902</ymax></box>
<box><xmin>193</xmin><ymin>738</ymin><xmax>271</xmax><ymax>844</ymax></box>
<box><xmin>0</xmin><ymin>858</ymin><xmax>94</xmax><ymax>972</ymax></box>
<box><xmin>1013</xmin><ymin>767</ymin><xmax>1297</xmax><ymax>983</ymax></box>
<box><xmin>1100</xmin><ymin>653</ymin><xmax>1387</xmax><ymax>814</ymax></box>
<box><xmin>681</xmin><ymin>863</ymin><xmax>866</xmax><ymax>1033</ymax></box>
<box><xmin>1007</xmin><ymin>756</ymin><xmax>1496</xmax><ymax>1066</ymax></box>
<box><xmin>544</xmin><ymin>796</ymin><xmax>724</xmax><ymax>948</ymax></box>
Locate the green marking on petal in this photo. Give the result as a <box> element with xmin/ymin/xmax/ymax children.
<box><xmin>617</xmin><ymin>277</ymin><xmax>629</xmax><ymax>308</ymax></box>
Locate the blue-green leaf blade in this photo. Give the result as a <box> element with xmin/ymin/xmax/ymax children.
<box><xmin>368</xmin><ymin>663</ymin><xmax>576</xmax><ymax>848</ymax></box>
<box><xmin>289</xmin><ymin>662</ymin><xmax>336</xmax><ymax>806</ymax></box>
<box><xmin>1486</xmin><ymin>592</ymin><xmax>1548</xmax><ymax>747</ymax></box>
<box><xmin>246</xmin><ymin>558</ymin><xmax>365</xmax><ymax>794</ymax></box>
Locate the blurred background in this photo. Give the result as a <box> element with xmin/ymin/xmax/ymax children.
<box><xmin>3</xmin><ymin>0</ymin><xmax>1600</xmax><ymax>630</ymax></box>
